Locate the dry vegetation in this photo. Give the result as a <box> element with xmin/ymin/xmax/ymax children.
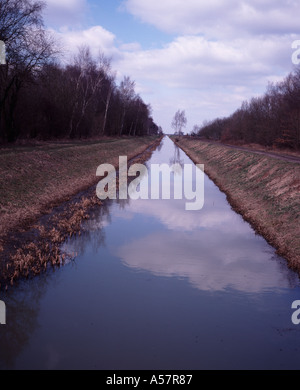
<box><xmin>0</xmin><ymin>137</ymin><xmax>159</xmax><ymax>237</ymax></box>
<box><xmin>173</xmin><ymin>137</ymin><xmax>300</xmax><ymax>272</ymax></box>
<box><xmin>0</xmin><ymin>136</ymin><xmax>162</xmax><ymax>289</ymax></box>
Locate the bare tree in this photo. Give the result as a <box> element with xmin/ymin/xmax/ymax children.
<box><xmin>197</xmin><ymin>65</ymin><xmax>300</xmax><ymax>149</ymax></box>
<box><xmin>191</xmin><ymin>124</ymin><xmax>201</xmax><ymax>136</ymax></box>
<box><xmin>0</xmin><ymin>0</ymin><xmax>57</xmax><ymax>142</ymax></box>
<box><xmin>68</xmin><ymin>46</ymin><xmax>104</xmax><ymax>138</ymax></box>
<box><xmin>98</xmin><ymin>54</ymin><xmax>116</xmax><ymax>136</ymax></box>
<box><xmin>0</xmin><ymin>2</ymin><xmax>160</xmax><ymax>142</ymax></box>
<box><xmin>119</xmin><ymin>75</ymin><xmax>135</xmax><ymax>136</ymax></box>
<box><xmin>172</xmin><ymin>109</ymin><xmax>187</xmax><ymax>135</ymax></box>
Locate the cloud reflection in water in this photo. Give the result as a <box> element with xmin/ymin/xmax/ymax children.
<box><xmin>114</xmin><ymin>196</ymin><xmax>298</xmax><ymax>293</ymax></box>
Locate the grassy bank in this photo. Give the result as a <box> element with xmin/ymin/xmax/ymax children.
<box><xmin>172</xmin><ymin>137</ymin><xmax>300</xmax><ymax>272</ymax></box>
<box><xmin>0</xmin><ymin>136</ymin><xmax>160</xmax><ymax>242</ymax></box>
<box><xmin>0</xmin><ymin>136</ymin><xmax>162</xmax><ymax>287</ymax></box>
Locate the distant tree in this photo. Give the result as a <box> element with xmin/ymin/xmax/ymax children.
<box><xmin>198</xmin><ymin>66</ymin><xmax>300</xmax><ymax>149</ymax></box>
<box><xmin>172</xmin><ymin>109</ymin><xmax>187</xmax><ymax>135</ymax></box>
<box><xmin>191</xmin><ymin>124</ymin><xmax>201</xmax><ymax>136</ymax></box>
<box><xmin>158</xmin><ymin>126</ymin><xmax>164</xmax><ymax>136</ymax></box>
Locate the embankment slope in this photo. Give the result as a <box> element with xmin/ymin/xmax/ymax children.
<box><xmin>0</xmin><ymin>137</ymin><xmax>161</xmax><ymax>242</ymax></box>
<box><xmin>0</xmin><ymin>136</ymin><xmax>162</xmax><ymax>286</ymax></box>
<box><xmin>173</xmin><ymin>137</ymin><xmax>300</xmax><ymax>272</ymax></box>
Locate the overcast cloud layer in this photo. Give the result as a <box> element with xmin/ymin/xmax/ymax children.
<box><xmin>44</xmin><ymin>0</ymin><xmax>299</xmax><ymax>132</ymax></box>
<box><xmin>124</xmin><ymin>0</ymin><xmax>300</xmax><ymax>37</ymax></box>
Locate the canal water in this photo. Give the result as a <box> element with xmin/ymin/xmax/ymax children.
<box><xmin>1</xmin><ymin>136</ymin><xmax>300</xmax><ymax>370</ymax></box>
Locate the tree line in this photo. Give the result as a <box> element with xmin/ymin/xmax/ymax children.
<box><xmin>0</xmin><ymin>0</ymin><xmax>161</xmax><ymax>143</ymax></box>
<box><xmin>192</xmin><ymin>66</ymin><xmax>300</xmax><ymax>149</ymax></box>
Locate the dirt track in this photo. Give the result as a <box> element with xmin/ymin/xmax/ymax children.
<box><xmin>223</xmin><ymin>144</ymin><xmax>300</xmax><ymax>163</ymax></box>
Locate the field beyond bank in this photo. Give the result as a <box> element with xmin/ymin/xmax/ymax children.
<box><xmin>172</xmin><ymin>137</ymin><xmax>300</xmax><ymax>272</ymax></box>
<box><xmin>0</xmin><ymin>136</ymin><xmax>161</xmax><ymax>244</ymax></box>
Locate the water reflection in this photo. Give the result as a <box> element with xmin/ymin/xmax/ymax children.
<box><xmin>120</xmin><ymin>194</ymin><xmax>246</xmax><ymax>232</ymax></box>
<box><xmin>1</xmin><ymin>136</ymin><xmax>300</xmax><ymax>370</ymax></box>
<box><xmin>61</xmin><ymin>199</ymin><xmax>114</xmax><ymax>257</ymax></box>
<box><xmin>169</xmin><ymin>141</ymin><xmax>185</xmax><ymax>168</ymax></box>
<box><xmin>0</xmin><ymin>274</ymin><xmax>56</xmax><ymax>369</ymax></box>
<box><xmin>67</xmin><ymin>137</ymin><xmax>299</xmax><ymax>293</ymax></box>
<box><xmin>115</xmin><ymin>228</ymin><xmax>298</xmax><ymax>293</ymax></box>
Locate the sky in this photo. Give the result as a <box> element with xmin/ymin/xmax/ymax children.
<box><xmin>43</xmin><ymin>0</ymin><xmax>300</xmax><ymax>133</ymax></box>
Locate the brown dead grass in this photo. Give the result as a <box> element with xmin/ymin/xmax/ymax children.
<box><xmin>0</xmin><ymin>137</ymin><xmax>160</xmax><ymax>239</ymax></box>
<box><xmin>0</xmin><ymin>136</ymin><xmax>163</xmax><ymax>289</ymax></box>
<box><xmin>173</xmin><ymin>137</ymin><xmax>300</xmax><ymax>273</ymax></box>
<box><xmin>5</xmin><ymin>195</ymin><xmax>103</xmax><ymax>288</ymax></box>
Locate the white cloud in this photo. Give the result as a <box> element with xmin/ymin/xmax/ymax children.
<box><xmin>49</xmin><ymin>24</ymin><xmax>295</xmax><ymax>129</ymax></box>
<box><xmin>44</xmin><ymin>0</ymin><xmax>88</xmax><ymax>27</ymax></box>
<box><xmin>51</xmin><ymin>26</ymin><xmax>120</xmax><ymax>61</ymax></box>
<box><xmin>45</xmin><ymin>1</ymin><xmax>299</xmax><ymax>130</ymax></box>
<box><xmin>117</xmin><ymin>35</ymin><xmax>292</xmax><ymax>89</ymax></box>
<box><xmin>123</xmin><ymin>0</ymin><xmax>300</xmax><ymax>37</ymax></box>
<box><xmin>114</xmin><ymin>34</ymin><xmax>293</xmax><ymax>129</ymax></box>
